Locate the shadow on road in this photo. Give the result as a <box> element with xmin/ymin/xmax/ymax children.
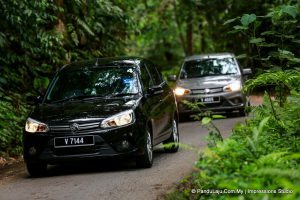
<box><xmin>25</xmin><ymin>147</ymin><xmax>173</xmax><ymax>179</ymax></box>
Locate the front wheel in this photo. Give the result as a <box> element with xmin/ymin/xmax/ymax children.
<box><xmin>26</xmin><ymin>163</ymin><xmax>47</xmax><ymax>177</ymax></box>
<box><xmin>163</xmin><ymin>119</ymin><xmax>179</xmax><ymax>153</ymax></box>
<box><xmin>136</xmin><ymin>128</ymin><xmax>153</xmax><ymax>168</ymax></box>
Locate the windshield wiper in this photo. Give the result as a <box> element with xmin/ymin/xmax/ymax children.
<box><xmin>51</xmin><ymin>95</ymin><xmax>105</xmax><ymax>103</ymax></box>
<box><xmin>111</xmin><ymin>93</ymin><xmax>138</xmax><ymax>97</ymax></box>
<box><xmin>50</xmin><ymin>93</ymin><xmax>138</xmax><ymax>103</ymax></box>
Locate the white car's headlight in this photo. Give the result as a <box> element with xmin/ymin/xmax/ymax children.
<box><xmin>223</xmin><ymin>81</ymin><xmax>242</xmax><ymax>92</ymax></box>
<box><xmin>174</xmin><ymin>87</ymin><xmax>191</xmax><ymax>96</ymax></box>
<box><xmin>101</xmin><ymin>110</ymin><xmax>134</xmax><ymax>128</ymax></box>
<box><xmin>25</xmin><ymin>118</ymin><xmax>49</xmax><ymax>133</ymax></box>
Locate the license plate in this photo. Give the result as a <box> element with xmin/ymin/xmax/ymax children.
<box><xmin>200</xmin><ymin>97</ymin><xmax>220</xmax><ymax>103</ymax></box>
<box><xmin>54</xmin><ymin>136</ymin><xmax>94</xmax><ymax>148</ymax></box>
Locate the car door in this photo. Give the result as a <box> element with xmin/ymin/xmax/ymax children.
<box><xmin>144</xmin><ymin>61</ymin><xmax>173</xmax><ymax>144</ymax></box>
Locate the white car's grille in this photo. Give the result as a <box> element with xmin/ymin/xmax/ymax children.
<box><xmin>191</xmin><ymin>87</ymin><xmax>223</xmax><ymax>94</ymax></box>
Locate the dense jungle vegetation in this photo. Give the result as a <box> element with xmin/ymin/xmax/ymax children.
<box><xmin>164</xmin><ymin>1</ymin><xmax>300</xmax><ymax>199</ymax></box>
<box><xmin>0</xmin><ymin>1</ymin><xmax>300</xmax><ymax>198</ymax></box>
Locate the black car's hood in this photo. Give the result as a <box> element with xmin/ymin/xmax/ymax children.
<box><xmin>30</xmin><ymin>98</ymin><xmax>139</xmax><ymax>124</ymax></box>
<box><xmin>177</xmin><ymin>75</ymin><xmax>241</xmax><ymax>89</ymax></box>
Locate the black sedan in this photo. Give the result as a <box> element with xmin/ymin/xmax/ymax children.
<box><xmin>24</xmin><ymin>57</ymin><xmax>179</xmax><ymax>176</ymax></box>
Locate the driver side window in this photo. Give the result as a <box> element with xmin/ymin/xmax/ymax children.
<box><xmin>145</xmin><ymin>61</ymin><xmax>163</xmax><ymax>86</ymax></box>
<box><xmin>140</xmin><ymin>63</ymin><xmax>153</xmax><ymax>91</ymax></box>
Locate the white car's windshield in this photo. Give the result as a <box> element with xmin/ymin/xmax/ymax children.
<box><xmin>180</xmin><ymin>58</ymin><xmax>238</xmax><ymax>79</ymax></box>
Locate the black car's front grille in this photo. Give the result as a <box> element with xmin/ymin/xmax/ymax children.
<box><xmin>191</xmin><ymin>87</ymin><xmax>223</xmax><ymax>95</ymax></box>
<box><xmin>53</xmin><ymin>143</ymin><xmax>112</xmax><ymax>156</ymax></box>
<box><xmin>49</xmin><ymin>122</ymin><xmax>101</xmax><ymax>134</ymax></box>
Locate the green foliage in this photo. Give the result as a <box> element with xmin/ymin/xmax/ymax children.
<box><xmin>244</xmin><ymin>70</ymin><xmax>300</xmax><ymax>107</ymax></box>
<box><xmin>0</xmin><ymin>0</ymin><xmax>135</xmax><ymax>156</ymax></box>
<box><xmin>0</xmin><ymin>95</ymin><xmax>28</xmax><ymax>156</ymax></box>
<box><xmin>166</xmin><ymin>91</ymin><xmax>300</xmax><ymax>199</ymax></box>
<box><xmin>164</xmin><ymin>2</ymin><xmax>300</xmax><ymax>199</ymax></box>
<box><xmin>226</xmin><ymin>3</ymin><xmax>300</xmax><ymax>72</ymax></box>
<box><xmin>183</xmin><ymin>100</ymin><xmax>224</xmax><ymax>147</ymax></box>
<box><xmin>240</xmin><ymin>14</ymin><xmax>257</xmax><ymax>27</ymax></box>
<box><xmin>244</xmin><ymin>70</ymin><xmax>300</xmax><ymax>93</ymax></box>
<box><xmin>60</xmin><ymin>0</ymin><xmax>134</xmax><ymax>58</ymax></box>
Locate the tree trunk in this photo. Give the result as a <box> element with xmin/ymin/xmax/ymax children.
<box><xmin>186</xmin><ymin>18</ymin><xmax>193</xmax><ymax>56</ymax></box>
<box><xmin>186</xmin><ymin>13</ymin><xmax>193</xmax><ymax>56</ymax></box>
<box><xmin>172</xmin><ymin>0</ymin><xmax>187</xmax><ymax>55</ymax></box>
<box><xmin>54</xmin><ymin>0</ymin><xmax>66</xmax><ymax>34</ymax></box>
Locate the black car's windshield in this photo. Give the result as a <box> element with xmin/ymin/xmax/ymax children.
<box><xmin>180</xmin><ymin>58</ymin><xmax>238</xmax><ymax>79</ymax></box>
<box><xmin>45</xmin><ymin>67</ymin><xmax>139</xmax><ymax>103</ymax></box>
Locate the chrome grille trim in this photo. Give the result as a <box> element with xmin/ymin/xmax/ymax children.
<box><xmin>50</xmin><ymin>122</ymin><xmax>100</xmax><ymax>132</ymax></box>
<box><xmin>191</xmin><ymin>87</ymin><xmax>223</xmax><ymax>94</ymax></box>
<box><xmin>79</xmin><ymin>122</ymin><xmax>100</xmax><ymax>127</ymax></box>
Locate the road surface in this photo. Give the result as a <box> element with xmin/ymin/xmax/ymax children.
<box><xmin>0</xmin><ymin>116</ymin><xmax>246</xmax><ymax>200</ymax></box>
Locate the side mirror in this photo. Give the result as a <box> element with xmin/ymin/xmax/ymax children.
<box><xmin>147</xmin><ymin>85</ymin><xmax>164</xmax><ymax>96</ymax></box>
<box><xmin>26</xmin><ymin>96</ymin><xmax>43</xmax><ymax>105</ymax></box>
<box><xmin>167</xmin><ymin>75</ymin><xmax>177</xmax><ymax>82</ymax></box>
<box><xmin>242</xmin><ymin>68</ymin><xmax>252</xmax><ymax>75</ymax></box>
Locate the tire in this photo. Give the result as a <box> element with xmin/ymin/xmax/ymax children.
<box><xmin>163</xmin><ymin>119</ymin><xmax>179</xmax><ymax>153</ymax></box>
<box><xmin>26</xmin><ymin>163</ymin><xmax>47</xmax><ymax>177</ymax></box>
<box><xmin>136</xmin><ymin>127</ymin><xmax>153</xmax><ymax>168</ymax></box>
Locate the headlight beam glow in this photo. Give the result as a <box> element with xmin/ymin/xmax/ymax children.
<box><xmin>174</xmin><ymin>87</ymin><xmax>191</xmax><ymax>96</ymax></box>
<box><xmin>223</xmin><ymin>81</ymin><xmax>241</xmax><ymax>92</ymax></box>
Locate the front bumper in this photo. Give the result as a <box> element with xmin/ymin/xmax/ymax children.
<box><xmin>176</xmin><ymin>91</ymin><xmax>246</xmax><ymax>114</ymax></box>
<box><xmin>23</xmin><ymin>123</ymin><xmax>144</xmax><ymax>164</ymax></box>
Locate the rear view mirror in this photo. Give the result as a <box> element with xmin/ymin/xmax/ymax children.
<box><xmin>242</xmin><ymin>68</ymin><xmax>252</xmax><ymax>75</ymax></box>
<box><xmin>167</xmin><ymin>75</ymin><xmax>177</xmax><ymax>81</ymax></box>
<box><xmin>147</xmin><ymin>85</ymin><xmax>164</xmax><ymax>96</ymax></box>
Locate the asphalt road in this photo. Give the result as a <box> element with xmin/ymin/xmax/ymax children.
<box><xmin>0</xmin><ymin>116</ymin><xmax>246</xmax><ymax>200</ymax></box>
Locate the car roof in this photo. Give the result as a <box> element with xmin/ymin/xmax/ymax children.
<box><xmin>184</xmin><ymin>53</ymin><xmax>235</xmax><ymax>61</ymax></box>
<box><xmin>60</xmin><ymin>56</ymin><xmax>143</xmax><ymax>72</ymax></box>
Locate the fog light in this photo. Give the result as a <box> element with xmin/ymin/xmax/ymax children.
<box><xmin>121</xmin><ymin>140</ymin><xmax>130</xmax><ymax>149</ymax></box>
<box><xmin>112</xmin><ymin>140</ymin><xmax>132</xmax><ymax>152</ymax></box>
<box><xmin>28</xmin><ymin>147</ymin><xmax>37</xmax><ymax>155</ymax></box>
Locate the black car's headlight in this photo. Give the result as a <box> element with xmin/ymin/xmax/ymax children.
<box><xmin>25</xmin><ymin>118</ymin><xmax>49</xmax><ymax>133</ymax></box>
<box><xmin>101</xmin><ymin>110</ymin><xmax>134</xmax><ymax>128</ymax></box>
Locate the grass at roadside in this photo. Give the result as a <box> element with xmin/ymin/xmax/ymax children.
<box><xmin>165</xmin><ymin>93</ymin><xmax>300</xmax><ymax>200</ymax></box>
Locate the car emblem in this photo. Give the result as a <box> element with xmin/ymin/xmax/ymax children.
<box><xmin>70</xmin><ymin>123</ymin><xmax>79</xmax><ymax>133</ymax></box>
<box><xmin>204</xmin><ymin>88</ymin><xmax>210</xmax><ymax>94</ymax></box>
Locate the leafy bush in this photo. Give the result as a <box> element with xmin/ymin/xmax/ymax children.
<box><xmin>165</xmin><ymin>91</ymin><xmax>300</xmax><ymax>200</ymax></box>
<box><xmin>165</xmin><ymin>4</ymin><xmax>300</xmax><ymax>198</ymax></box>
<box><xmin>194</xmin><ymin>91</ymin><xmax>300</xmax><ymax>199</ymax></box>
<box><xmin>226</xmin><ymin>4</ymin><xmax>300</xmax><ymax>73</ymax></box>
<box><xmin>0</xmin><ymin>93</ymin><xmax>28</xmax><ymax>156</ymax></box>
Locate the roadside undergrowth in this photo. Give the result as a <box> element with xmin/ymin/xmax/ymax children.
<box><xmin>165</xmin><ymin>89</ymin><xmax>300</xmax><ymax>200</ymax></box>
